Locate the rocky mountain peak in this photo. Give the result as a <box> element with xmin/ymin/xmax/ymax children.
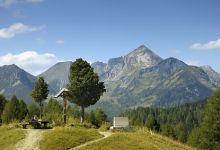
<box><xmin>201</xmin><ymin>65</ymin><xmax>214</xmax><ymax>71</ymax></box>
<box><xmin>124</xmin><ymin>45</ymin><xmax>163</xmax><ymax>69</ymax></box>
<box><xmin>201</xmin><ymin>65</ymin><xmax>220</xmax><ymax>88</ymax></box>
<box><xmin>154</xmin><ymin>57</ymin><xmax>188</xmax><ymax>75</ymax></box>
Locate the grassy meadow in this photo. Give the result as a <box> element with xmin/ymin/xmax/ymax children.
<box><xmin>39</xmin><ymin>127</ymin><xmax>103</xmax><ymax>150</ymax></box>
<box><xmin>76</xmin><ymin>129</ymin><xmax>195</xmax><ymax>150</ymax></box>
<box><xmin>0</xmin><ymin>124</ymin><xmax>196</xmax><ymax>150</ymax></box>
<box><xmin>0</xmin><ymin>125</ymin><xmax>25</xmax><ymax>150</ymax></box>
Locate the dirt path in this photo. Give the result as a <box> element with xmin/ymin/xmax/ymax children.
<box><xmin>15</xmin><ymin>129</ymin><xmax>46</xmax><ymax>150</ymax></box>
<box><xmin>72</xmin><ymin>131</ymin><xmax>113</xmax><ymax>149</ymax></box>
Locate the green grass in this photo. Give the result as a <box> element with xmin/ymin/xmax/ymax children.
<box><xmin>77</xmin><ymin>130</ymin><xmax>196</xmax><ymax>150</ymax></box>
<box><xmin>39</xmin><ymin>127</ymin><xmax>103</xmax><ymax>150</ymax></box>
<box><xmin>0</xmin><ymin>125</ymin><xmax>25</xmax><ymax>150</ymax></box>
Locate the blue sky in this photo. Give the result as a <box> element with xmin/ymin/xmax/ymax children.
<box><xmin>0</xmin><ymin>0</ymin><xmax>220</xmax><ymax>75</ymax></box>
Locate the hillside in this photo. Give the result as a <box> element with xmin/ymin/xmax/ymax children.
<box><xmin>74</xmin><ymin>129</ymin><xmax>195</xmax><ymax>150</ymax></box>
<box><xmin>0</xmin><ymin>64</ymin><xmax>36</xmax><ymax>104</ymax></box>
<box><xmin>0</xmin><ymin>125</ymin><xmax>195</xmax><ymax>150</ymax></box>
<box><xmin>0</xmin><ymin>45</ymin><xmax>220</xmax><ymax>116</ymax></box>
<box><xmin>91</xmin><ymin>46</ymin><xmax>220</xmax><ymax>116</ymax></box>
<box><xmin>39</xmin><ymin>61</ymin><xmax>72</xmax><ymax>94</ymax></box>
<box><xmin>37</xmin><ymin>45</ymin><xmax>220</xmax><ymax>117</ymax></box>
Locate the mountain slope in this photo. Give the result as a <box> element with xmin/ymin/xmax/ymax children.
<box><xmin>201</xmin><ymin>65</ymin><xmax>220</xmax><ymax>88</ymax></box>
<box><xmin>76</xmin><ymin>130</ymin><xmax>195</xmax><ymax>150</ymax></box>
<box><xmin>0</xmin><ymin>64</ymin><xmax>36</xmax><ymax>104</ymax></box>
<box><xmin>92</xmin><ymin>45</ymin><xmax>162</xmax><ymax>81</ymax></box>
<box><xmin>38</xmin><ymin>45</ymin><xmax>219</xmax><ymax>117</ymax></box>
<box><xmin>39</xmin><ymin>61</ymin><xmax>72</xmax><ymax>93</ymax></box>
<box><xmin>94</xmin><ymin>57</ymin><xmax>218</xmax><ymax>117</ymax></box>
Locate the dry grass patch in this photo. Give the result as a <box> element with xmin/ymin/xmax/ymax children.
<box><xmin>0</xmin><ymin>125</ymin><xmax>25</xmax><ymax>150</ymax></box>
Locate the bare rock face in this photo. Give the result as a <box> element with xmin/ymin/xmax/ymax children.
<box><xmin>92</xmin><ymin>45</ymin><xmax>163</xmax><ymax>80</ymax></box>
<box><xmin>201</xmin><ymin>65</ymin><xmax>220</xmax><ymax>88</ymax></box>
<box><xmin>123</xmin><ymin>45</ymin><xmax>162</xmax><ymax>70</ymax></box>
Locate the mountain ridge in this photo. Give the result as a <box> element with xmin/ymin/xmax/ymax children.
<box><xmin>0</xmin><ymin>45</ymin><xmax>220</xmax><ymax>117</ymax></box>
<box><xmin>0</xmin><ymin>64</ymin><xmax>36</xmax><ymax>104</ymax></box>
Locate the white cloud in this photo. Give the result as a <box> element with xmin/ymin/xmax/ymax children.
<box><xmin>0</xmin><ymin>51</ymin><xmax>61</xmax><ymax>75</ymax></box>
<box><xmin>0</xmin><ymin>23</ymin><xmax>45</xmax><ymax>39</ymax></box>
<box><xmin>185</xmin><ymin>60</ymin><xmax>202</xmax><ymax>66</ymax></box>
<box><xmin>56</xmin><ymin>40</ymin><xmax>65</xmax><ymax>44</ymax></box>
<box><xmin>191</xmin><ymin>38</ymin><xmax>220</xmax><ymax>50</ymax></box>
<box><xmin>0</xmin><ymin>0</ymin><xmax>43</xmax><ymax>7</ymax></box>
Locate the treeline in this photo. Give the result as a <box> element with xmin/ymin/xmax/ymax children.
<box><xmin>0</xmin><ymin>94</ymin><xmax>107</xmax><ymax>127</ymax></box>
<box><xmin>121</xmin><ymin>100</ymin><xmax>206</xmax><ymax>142</ymax></box>
<box><xmin>121</xmin><ymin>91</ymin><xmax>220</xmax><ymax>150</ymax></box>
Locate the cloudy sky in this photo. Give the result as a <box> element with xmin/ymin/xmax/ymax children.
<box><xmin>0</xmin><ymin>0</ymin><xmax>220</xmax><ymax>75</ymax></box>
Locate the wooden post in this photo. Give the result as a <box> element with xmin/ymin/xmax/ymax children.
<box><xmin>63</xmin><ymin>92</ymin><xmax>67</xmax><ymax>124</ymax></box>
<box><xmin>54</xmin><ymin>88</ymin><xmax>69</xmax><ymax>124</ymax></box>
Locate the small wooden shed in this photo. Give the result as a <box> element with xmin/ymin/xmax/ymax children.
<box><xmin>113</xmin><ymin>117</ymin><xmax>129</xmax><ymax>128</ymax></box>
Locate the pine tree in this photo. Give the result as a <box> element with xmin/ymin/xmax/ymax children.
<box><xmin>67</xmin><ymin>58</ymin><xmax>106</xmax><ymax>122</ymax></box>
<box><xmin>2</xmin><ymin>96</ymin><xmax>20</xmax><ymax>123</ymax></box>
<box><xmin>88</xmin><ymin>110</ymin><xmax>96</xmax><ymax>125</ymax></box>
<box><xmin>28</xmin><ymin>103</ymin><xmax>40</xmax><ymax>119</ymax></box>
<box><xmin>18</xmin><ymin>100</ymin><xmax>28</xmax><ymax>121</ymax></box>
<box><xmin>67</xmin><ymin>105</ymin><xmax>80</xmax><ymax>119</ymax></box>
<box><xmin>31</xmin><ymin>77</ymin><xmax>49</xmax><ymax>120</ymax></box>
<box><xmin>199</xmin><ymin>91</ymin><xmax>220</xmax><ymax>150</ymax></box>
<box><xmin>146</xmin><ymin>116</ymin><xmax>160</xmax><ymax>132</ymax></box>
<box><xmin>188</xmin><ymin>127</ymin><xmax>202</xmax><ymax>147</ymax></box>
<box><xmin>95</xmin><ymin>108</ymin><xmax>107</xmax><ymax>127</ymax></box>
<box><xmin>0</xmin><ymin>94</ymin><xmax>7</xmax><ymax>122</ymax></box>
<box><xmin>44</xmin><ymin>98</ymin><xmax>62</xmax><ymax>124</ymax></box>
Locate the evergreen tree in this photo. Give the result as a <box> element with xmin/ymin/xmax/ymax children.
<box><xmin>199</xmin><ymin>91</ymin><xmax>220</xmax><ymax>150</ymax></box>
<box><xmin>67</xmin><ymin>58</ymin><xmax>106</xmax><ymax>122</ymax></box>
<box><xmin>28</xmin><ymin>103</ymin><xmax>40</xmax><ymax>119</ymax></box>
<box><xmin>0</xmin><ymin>94</ymin><xmax>7</xmax><ymax>122</ymax></box>
<box><xmin>2</xmin><ymin>96</ymin><xmax>20</xmax><ymax>123</ymax></box>
<box><xmin>188</xmin><ymin>127</ymin><xmax>202</xmax><ymax>147</ymax></box>
<box><xmin>95</xmin><ymin>108</ymin><xmax>107</xmax><ymax>127</ymax></box>
<box><xmin>88</xmin><ymin>110</ymin><xmax>96</xmax><ymax>125</ymax></box>
<box><xmin>175</xmin><ymin>123</ymin><xmax>187</xmax><ymax>143</ymax></box>
<box><xmin>161</xmin><ymin>124</ymin><xmax>176</xmax><ymax>139</ymax></box>
<box><xmin>31</xmin><ymin>77</ymin><xmax>49</xmax><ymax>120</ymax></box>
<box><xmin>67</xmin><ymin>105</ymin><xmax>80</xmax><ymax>119</ymax></box>
<box><xmin>44</xmin><ymin>98</ymin><xmax>63</xmax><ymax>124</ymax></box>
<box><xmin>145</xmin><ymin>116</ymin><xmax>160</xmax><ymax>132</ymax></box>
<box><xmin>18</xmin><ymin>100</ymin><xmax>28</xmax><ymax>121</ymax></box>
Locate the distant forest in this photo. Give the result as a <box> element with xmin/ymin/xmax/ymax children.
<box><xmin>121</xmin><ymin>91</ymin><xmax>220</xmax><ymax>149</ymax></box>
<box><xmin>121</xmin><ymin>100</ymin><xmax>206</xmax><ymax>142</ymax></box>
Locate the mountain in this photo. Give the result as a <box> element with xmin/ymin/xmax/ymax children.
<box><xmin>0</xmin><ymin>64</ymin><xmax>36</xmax><ymax>104</ymax></box>
<box><xmin>92</xmin><ymin>45</ymin><xmax>162</xmax><ymax>81</ymax></box>
<box><xmin>1</xmin><ymin>45</ymin><xmax>218</xmax><ymax>117</ymax></box>
<box><xmin>38</xmin><ymin>45</ymin><xmax>219</xmax><ymax>117</ymax></box>
<box><xmin>90</xmin><ymin>46</ymin><xmax>219</xmax><ymax>116</ymax></box>
<box><xmin>201</xmin><ymin>65</ymin><xmax>220</xmax><ymax>88</ymax></box>
<box><xmin>39</xmin><ymin>61</ymin><xmax>72</xmax><ymax>93</ymax></box>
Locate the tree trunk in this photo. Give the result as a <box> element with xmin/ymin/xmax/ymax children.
<box><xmin>39</xmin><ymin>101</ymin><xmax>42</xmax><ymax>120</ymax></box>
<box><xmin>80</xmin><ymin>106</ymin><xmax>85</xmax><ymax>123</ymax></box>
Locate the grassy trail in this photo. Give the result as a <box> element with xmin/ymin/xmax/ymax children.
<box><xmin>76</xmin><ymin>130</ymin><xmax>195</xmax><ymax>150</ymax></box>
<box><xmin>15</xmin><ymin>129</ymin><xmax>47</xmax><ymax>150</ymax></box>
<box><xmin>73</xmin><ymin>131</ymin><xmax>113</xmax><ymax>149</ymax></box>
<box><xmin>0</xmin><ymin>125</ymin><xmax>25</xmax><ymax>150</ymax></box>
